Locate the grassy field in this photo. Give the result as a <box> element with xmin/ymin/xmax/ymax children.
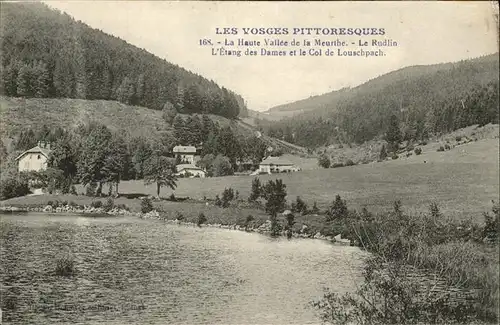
<box><xmin>54</xmin><ymin>137</ymin><xmax>497</xmax><ymax>221</ymax></box>
<box><xmin>2</xmin><ymin>135</ymin><xmax>497</xmax><ymax>222</ymax></box>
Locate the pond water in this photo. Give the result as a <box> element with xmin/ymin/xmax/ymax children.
<box><xmin>0</xmin><ymin>213</ymin><xmax>367</xmax><ymax>324</ymax></box>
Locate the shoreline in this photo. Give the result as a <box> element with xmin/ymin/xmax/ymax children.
<box><xmin>0</xmin><ymin>205</ymin><xmax>352</xmax><ymax>245</ymax></box>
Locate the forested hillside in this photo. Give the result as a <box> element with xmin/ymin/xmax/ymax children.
<box><xmin>0</xmin><ymin>2</ymin><xmax>247</xmax><ymax>119</ymax></box>
<box><xmin>259</xmin><ymin>54</ymin><xmax>499</xmax><ymax>148</ymax></box>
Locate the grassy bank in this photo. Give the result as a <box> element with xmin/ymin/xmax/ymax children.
<box><xmin>62</xmin><ymin>137</ymin><xmax>500</xmax><ymax>221</ymax></box>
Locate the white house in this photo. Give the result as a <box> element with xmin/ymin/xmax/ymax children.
<box><xmin>173</xmin><ymin>145</ymin><xmax>197</xmax><ymax>164</ymax></box>
<box><xmin>15</xmin><ymin>141</ymin><xmax>52</xmax><ymax>172</ymax></box>
<box><xmin>175</xmin><ymin>164</ymin><xmax>206</xmax><ymax>178</ymax></box>
<box><xmin>259</xmin><ymin>156</ymin><xmax>299</xmax><ymax>174</ymax></box>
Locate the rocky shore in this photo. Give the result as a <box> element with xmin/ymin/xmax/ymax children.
<box><xmin>0</xmin><ymin>205</ymin><xmax>352</xmax><ymax>244</ymax></box>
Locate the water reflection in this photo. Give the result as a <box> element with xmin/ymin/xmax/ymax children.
<box><xmin>1</xmin><ymin>213</ymin><xmax>368</xmax><ymax>324</ymax></box>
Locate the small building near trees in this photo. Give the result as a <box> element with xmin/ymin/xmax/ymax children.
<box><xmin>258</xmin><ymin>156</ymin><xmax>300</xmax><ymax>174</ymax></box>
<box><xmin>175</xmin><ymin>164</ymin><xmax>206</xmax><ymax>178</ymax></box>
<box><xmin>173</xmin><ymin>145</ymin><xmax>198</xmax><ymax>164</ymax></box>
<box><xmin>15</xmin><ymin>141</ymin><xmax>52</xmax><ymax>172</ymax></box>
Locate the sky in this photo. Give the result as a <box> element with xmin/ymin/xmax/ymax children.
<box><xmin>43</xmin><ymin>1</ymin><xmax>499</xmax><ymax>112</ymax></box>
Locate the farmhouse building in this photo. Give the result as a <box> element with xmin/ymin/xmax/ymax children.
<box><xmin>259</xmin><ymin>156</ymin><xmax>299</xmax><ymax>174</ymax></box>
<box><xmin>175</xmin><ymin>164</ymin><xmax>206</xmax><ymax>178</ymax></box>
<box><xmin>173</xmin><ymin>145</ymin><xmax>198</xmax><ymax>164</ymax></box>
<box><xmin>15</xmin><ymin>141</ymin><xmax>52</xmax><ymax>172</ymax></box>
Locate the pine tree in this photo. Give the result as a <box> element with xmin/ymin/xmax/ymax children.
<box><xmin>385</xmin><ymin>114</ymin><xmax>402</xmax><ymax>152</ymax></box>
<box><xmin>16</xmin><ymin>64</ymin><xmax>33</xmax><ymax>97</ymax></box>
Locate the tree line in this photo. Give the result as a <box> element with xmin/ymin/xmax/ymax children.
<box><xmin>1</xmin><ymin>2</ymin><xmax>247</xmax><ymax>119</ymax></box>
<box><xmin>0</xmin><ymin>115</ymin><xmax>270</xmax><ymax>199</ymax></box>
<box><xmin>258</xmin><ymin>56</ymin><xmax>499</xmax><ymax>148</ymax></box>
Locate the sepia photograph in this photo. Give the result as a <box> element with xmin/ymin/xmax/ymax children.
<box><xmin>0</xmin><ymin>1</ymin><xmax>499</xmax><ymax>324</ymax></box>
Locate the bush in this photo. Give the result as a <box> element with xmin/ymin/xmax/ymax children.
<box><xmin>406</xmin><ymin>145</ymin><xmax>415</xmax><ymax>152</ymax></box>
<box><xmin>68</xmin><ymin>201</ymin><xmax>77</xmax><ymax>207</ymax></box>
<box><xmin>391</xmin><ymin>153</ymin><xmax>399</xmax><ymax>160</ymax></box>
<box><xmin>344</xmin><ymin>159</ymin><xmax>356</xmax><ymax>166</ymax></box>
<box><xmin>379</xmin><ymin>144</ymin><xmax>388</xmax><ymax>160</ymax></box>
<box><xmin>444</xmin><ymin>144</ymin><xmax>451</xmax><ymax>150</ymax></box>
<box><xmin>437</xmin><ymin>146</ymin><xmax>445</xmax><ymax>152</ymax></box>
<box><xmin>55</xmin><ymin>256</ymin><xmax>76</xmax><ymax>276</ymax></box>
<box><xmin>197</xmin><ymin>212</ymin><xmax>207</xmax><ymax>226</ymax></box>
<box><xmin>414</xmin><ymin>147</ymin><xmax>422</xmax><ymax>155</ymax></box>
<box><xmin>47</xmin><ymin>200</ymin><xmax>53</xmax><ymax>207</ymax></box>
<box><xmin>91</xmin><ymin>200</ymin><xmax>103</xmax><ymax>208</ymax></box>
<box><xmin>169</xmin><ymin>193</ymin><xmax>176</xmax><ymax>201</ymax></box>
<box><xmin>292</xmin><ymin>196</ymin><xmax>308</xmax><ymax>215</ymax></box>
<box><xmin>70</xmin><ymin>185</ymin><xmax>77</xmax><ymax>195</ymax></box>
<box><xmin>85</xmin><ymin>182</ymin><xmax>97</xmax><ymax>196</ymax></box>
<box><xmin>455</xmin><ymin>136</ymin><xmax>462</xmax><ymax>142</ymax></box>
<box><xmin>0</xmin><ymin>175</ymin><xmax>30</xmax><ymax>200</ymax></box>
<box><xmin>327</xmin><ymin>195</ymin><xmax>348</xmax><ymax>221</ymax></box>
<box><xmin>331</xmin><ymin>162</ymin><xmax>344</xmax><ymax>168</ymax></box>
<box><xmin>103</xmin><ymin>198</ymin><xmax>114</xmax><ymax>212</ymax></box>
<box><xmin>318</xmin><ymin>154</ymin><xmax>331</xmax><ymax>168</ymax></box>
<box><xmin>221</xmin><ymin>187</ymin><xmax>235</xmax><ymax>208</ymax></box>
<box><xmin>248</xmin><ymin>178</ymin><xmax>261</xmax><ymax>202</ymax></box>
<box><xmin>175</xmin><ymin>211</ymin><xmax>184</xmax><ymax>221</ymax></box>
<box><xmin>214</xmin><ymin>195</ymin><xmax>222</xmax><ymax>207</ymax></box>
<box><xmin>61</xmin><ymin>200</ymin><xmax>68</xmax><ymax>206</ymax></box>
<box><xmin>115</xmin><ymin>204</ymin><xmax>130</xmax><ymax>211</ymax></box>
<box><xmin>141</xmin><ymin>197</ymin><xmax>153</xmax><ymax>213</ymax></box>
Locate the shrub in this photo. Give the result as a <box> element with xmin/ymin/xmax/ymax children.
<box><xmin>331</xmin><ymin>162</ymin><xmax>344</xmax><ymax>168</ymax></box>
<box><xmin>437</xmin><ymin>146</ymin><xmax>445</xmax><ymax>152</ymax></box>
<box><xmin>292</xmin><ymin>196</ymin><xmax>308</xmax><ymax>215</ymax></box>
<box><xmin>414</xmin><ymin>147</ymin><xmax>422</xmax><ymax>155</ymax></box>
<box><xmin>91</xmin><ymin>200</ymin><xmax>103</xmax><ymax>208</ymax></box>
<box><xmin>169</xmin><ymin>193</ymin><xmax>176</xmax><ymax>201</ymax></box>
<box><xmin>318</xmin><ymin>154</ymin><xmax>331</xmax><ymax>168</ymax></box>
<box><xmin>391</xmin><ymin>153</ymin><xmax>399</xmax><ymax>160</ymax></box>
<box><xmin>61</xmin><ymin>200</ymin><xmax>68</xmax><ymax>206</ymax></box>
<box><xmin>311</xmin><ymin>201</ymin><xmax>320</xmax><ymax>214</ymax></box>
<box><xmin>455</xmin><ymin>136</ymin><xmax>462</xmax><ymax>142</ymax></box>
<box><xmin>115</xmin><ymin>204</ymin><xmax>130</xmax><ymax>211</ymax></box>
<box><xmin>444</xmin><ymin>144</ymin><xmax>451</xmax><ymax>150</ymax></box>
<box><xmin>245</xmin><ymin>214</ymin><xmax>254</xmax><ymax>226</ymax></box>
<box><xmin>141</xmin><ymin>197</ymin><xmax>153</xmax><ymax>213</ymax></box>
<box><xmin>248</xmin><ymin>178</ymin><xmax>261</xmax><ymax>202</ymax></box>
<box><xmin>419</xmin><ymin>140</ymin><xmax>428</xmax><ymax>146</ymax></box>
<box><xmin>0</xmin><ymin>175</ymin><xmax>30</xmax><ymax>200</ymax></box>
<box><xmin>327</xmin><ymin>195</ymin><xmax>348</xmax><ymax>221</ymax></box>
<box><xmin>47</xmin><ymin>200</ymin><xmax>54</xmax><ymax>207</ymax></box>
<box><xmin>379</xmin><ymin>144</ymin><xmax>388</xmax><ymax>160</ymax></box>
<box><xmin>175</xmin><ymin>211</ymin><xmax>184</xmax><ymax>221</ymax></box>
<box><xmin>85</xmin><ymin>182</ymin><xmax>97</xmax><ymax>196</ymax></box>
<box><xmin>344</xmin><ymin>159</ymin><xmax>356</xmax><ymax>166</ymax></box>
<box><xmin>221</xmin><ymin>187</ymin><xmax>235</xmax><ymax>208</ymax></box>
<box><xmin>55</xmin><ymin>256</ymin><xmax>76</xmax><ymax>276</ymax></box>
<box><xmin>406</xmin><ymin>145</ymin><xmax>415</xmax><ymax>152</ymax></box>
<box><xmin>70</xmin><ymin>185</ymin><xmax>77</xmax><ymax>195</ymax></box>
<box><xmin>51</xmin><ymin>200</ymin><xmax>60</xmax><ymax>208</ymax></box>
<box><xmin>68</xmin><ymin>201</ymin><xmax>77</xmax><ymax>207</ymax></box>
<box><xmin>214</xmin><ymin>195</ymin><xmax>222</xmax><ymax>207</ymax></box>
<box><xmin>197</xmin><ymin>212</ymin><xmax>207</xmax><ymax>226</ymax></box>
<box><xmin>103</xmin><ymin>198</ymin><xmax>114</xmax><ymax>212</ymax></box>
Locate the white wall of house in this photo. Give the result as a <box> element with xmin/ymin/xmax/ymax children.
<box><xmin>259</xmin><ymin>164</ymin><xmax>295</xmax><ymax>173</ymax></box>
<box><xmin>18</xmin><ymin>153</ymin><xmax>48</xmax><ymax>172</ymax></box>
<box><xmin>177</xmin><ymin>168</ymin><xmax>206</xmax><ymax>178</ymax></box>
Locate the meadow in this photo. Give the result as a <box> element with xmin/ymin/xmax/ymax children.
<box><xmin>2</xmin><ymin>137</ymin><xmax>498</xmax><ymax>224</ymax></box>
<box><xmin>116</xmin><ymin>138</ymin><xmax>498</xmax><ymax>221</ymax></box>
